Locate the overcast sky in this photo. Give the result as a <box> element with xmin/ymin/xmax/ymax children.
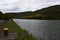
<box><xmin>0</xmin><ymin>0</ymin><xmax>60</xmax><ymax>13</ymax></box>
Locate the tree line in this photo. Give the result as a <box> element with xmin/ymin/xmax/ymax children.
<box><xmin>0</xmin><ymin>11</ymin><xmax>13</xmax><ymax>20</ymax></box>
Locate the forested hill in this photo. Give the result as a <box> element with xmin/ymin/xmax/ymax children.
<box><xmin>33</xmin><ymin>5</ymin><xmax>60</xmax><ymax>19</ymax></box>
<box><xmin>5</xmin><ymin>11</ymin><xmax>34</xmax><ymax>19</ymax></box>
<box><xmin>35</xmin><ymin>5</ymin><xmax>60</xmax><ymax>13</ymax></box>
<box><xmin>0</xmin><ymin>5</ymin><xmax>60</xmax><ymax>20</ymax></box>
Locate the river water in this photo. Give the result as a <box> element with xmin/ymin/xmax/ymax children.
<box><xmin>13</xmin><ymin>19</ymin><xmax>60</xmax><ymax>40</ymax></box>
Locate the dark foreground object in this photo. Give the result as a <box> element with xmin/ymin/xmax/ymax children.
<box><xmin>0</xmin><ymin>32</ymin><xmax>17</xmax><ymax>40</ymax></box>
<box><xmin>4</xmin><ymin>30</ymin><xmax>8</xmax><ymax>36</ymax></box>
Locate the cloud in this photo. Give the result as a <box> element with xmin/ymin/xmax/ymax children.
<box><xmin>0</xmin><ymin>0</ymin><xmax>60</xmax><ymax>13</ymax></box>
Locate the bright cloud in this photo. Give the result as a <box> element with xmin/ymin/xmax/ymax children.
<box><xmin>0</xmin><ymin>0</ymin><xmax>60</xmax><ymax>13</ymax></box>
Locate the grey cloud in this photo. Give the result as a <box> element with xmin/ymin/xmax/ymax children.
<box><xmin>0</xmin><ymin>0</ymin><xmax>60</xmax><ymax>13</ymax></box>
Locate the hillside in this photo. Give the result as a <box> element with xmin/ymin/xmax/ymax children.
<box><xmin>5</xmin><ymin>11</ymin><xmax>34</xmax><ymax>19</ymax></box>
<box><xmin>34</xmin><ymin>5</ymin><xmax>60</xmax><ymax>19</ymax></box>
<box><xmin>20</xmin><ymin>5</ymin><xmax>60</xmax><ymax>19</ymax></box>
<box><xmin>1</xmin><ymin>5</ymin><xmax>60</xmax><ymax>20</ymax></box>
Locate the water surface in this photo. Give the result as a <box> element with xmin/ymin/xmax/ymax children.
<box><xmin>13</xmin><ymin>19</ymin><xmax>60</xmax><ymax>40</ymax></box>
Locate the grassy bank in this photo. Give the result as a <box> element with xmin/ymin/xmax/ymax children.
<box><xmin>4</xmin><ymin>19</ymin><xmax>35</xmax><ymax>40</ymax></box>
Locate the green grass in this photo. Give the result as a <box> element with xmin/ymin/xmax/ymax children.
<box><xmin>4</xmin><ymin>19</ymin><xmax>36</xmax><ymax>40</ymax></box>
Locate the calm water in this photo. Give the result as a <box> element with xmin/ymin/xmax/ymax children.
<box><xmin>13</xmin><ymin>19</ymin><xmax>60</xmax><ymax>40</ymax></box>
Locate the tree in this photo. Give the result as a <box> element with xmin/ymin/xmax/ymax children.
<box><xmin>0</xmin><ymin>11</ymin><xmax>3</xmax><ymax>20</ymax></box>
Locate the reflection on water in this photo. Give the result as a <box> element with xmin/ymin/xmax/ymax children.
<box><xmin>13</xmin><ymin>19</ymin><xmax>60</xmax><ymax>40</ymax></box>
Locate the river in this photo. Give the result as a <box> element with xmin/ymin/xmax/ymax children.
<box><xmin>13</xmin><ymin>19</ymin><xmax>60</xmax><ymax>40</ymax></box>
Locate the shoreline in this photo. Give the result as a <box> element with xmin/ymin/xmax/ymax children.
<box><xmin>4</xmin><ymin>19</ymin><xmax>36</xmax><ymax>40</ymax></box>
